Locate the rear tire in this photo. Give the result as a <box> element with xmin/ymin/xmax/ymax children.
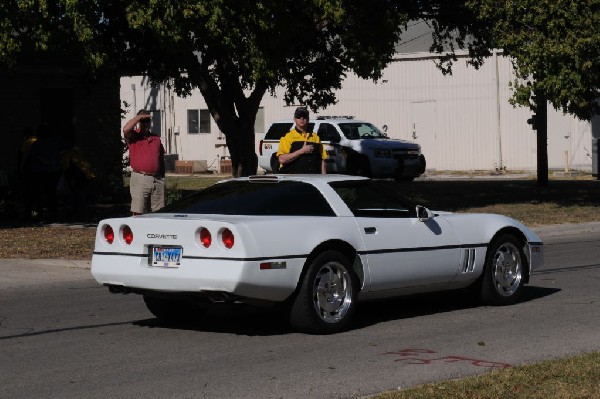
<box><xmin>480</xmin><ymin>234</ymin><xmax>527</xmax><ymax>305</ymax></box>
<box><xmin>289</xmin><ymin>250</ymin><xmax>358</xmax><ymax>334</ymax></box>
<box><xmin>143</xmin><ymin>295</ymin><xmax>206</xmax><ymax>323</ymax></box>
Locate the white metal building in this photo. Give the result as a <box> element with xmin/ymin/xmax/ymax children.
<box><xmin>120</xmin><ymin>23</ymin><xmax>594</xmax><ymax>173</ymax></box>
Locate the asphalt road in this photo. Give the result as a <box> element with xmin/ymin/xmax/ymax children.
<box><xmin>1</xmin><ymin>225</ymin><xmax>599</xmax><ymax>399</ymax></box>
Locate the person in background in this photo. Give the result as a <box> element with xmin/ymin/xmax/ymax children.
<box><xmin>17</xmin><ymin>126</ymin><xmax>38</xmax><ymax>219</ymax></box>
<box><xmin>29</xmin><ymin>123</ymin><xmax>68</xmax><ymax>221</ymax></box>
<box><xmin>276</xmin><ymin>107</ymin><xmax>327</xmax><ymax>174</ymax></box>
<box><xmin>123</xmin><ymin>109</ymin><xmax>165</xmax><ymax>215</ymax></box>
<box><xmin>59</xmin><ymin>131</ymin><xmax>95</xmax><ymax>216</ymax></box>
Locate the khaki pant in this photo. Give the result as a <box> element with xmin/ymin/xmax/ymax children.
<box><xmin>130</xmin><ymin>171</ymin><xmax>165</xmax><ymax>214</ymax></box>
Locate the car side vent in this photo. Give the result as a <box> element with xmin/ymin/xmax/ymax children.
<box><xmin>462</xmin><ymin>249</ymin><xmax>476</xmax><ymax>273</ymax></box>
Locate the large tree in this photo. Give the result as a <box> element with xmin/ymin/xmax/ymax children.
<box><xmin>3</xmin><ymin>1</ymin><xmax>416</xmax><ymax>176</ymax></box>
<box><xmin>466</xmin><ymin>0</ymin><xmax>600</xmax><ymax>184</ymax></box>
<box><xmin>133</xmin><ymin>1</ymin><xmax>417</xmax><ymax>176</ymax></box>
<box><xmin>411</xmin><ymin>1</ymin><xmax>600</xmax><ymax>184</ymax></box>
<box><xmin>466</xmin><ymin>0</ymin><xmax>600</xmax><ymax>120</ymax></box>
<box><xmin>3</xmin><ymin>1</ymin><xmax>598</xmax><ymax>179</ymax></box>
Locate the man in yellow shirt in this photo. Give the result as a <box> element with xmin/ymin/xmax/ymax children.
<box><xmin>276</xmin><ymin>107</ymin><xmax>327</xmax><ymax>174</ymax></box>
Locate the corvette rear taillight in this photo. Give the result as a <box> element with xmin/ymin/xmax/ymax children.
<box><xmin>103</xmin><ymin>225</ymin><xmax>114</xmax><ymax>244</ymax></box>
<box><xmin>221</xmin><ymin>228</ymin><xmax>234</xmax><ymax>249</ymax></box>
<box><xmin>199</xmin><ymin>227</ymin><xmax>212</xmax><ymax>248</ymax></box>
<box><xmin>122</xmin><ymin>225</ymin><xmax>133</xmax><ymax>245</ymax></box>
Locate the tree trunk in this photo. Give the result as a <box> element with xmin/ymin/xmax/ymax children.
<box><xmin>224</xmin><ymin>122</ymin><xmax>258</xmax><ymax>177</ymax></box>
<box><xmin>536</xmin><ymin>93</ymin><xmax>548</xmax><ymax>187</ymax></box>
<box><xmin>195</xmin><ymin>70</ymin><xmax>266</xmax><ymax>178</ymax></box>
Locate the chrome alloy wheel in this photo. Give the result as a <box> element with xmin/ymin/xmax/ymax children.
<box><xmin>491</xmin><ymin>242</ymin><xmax>523</xmax><ymax>297</ymax></box>
<box><xmin>312</xmin><ymin>261</ymin><xmax>354</xmax><ymax>323</ymax></box>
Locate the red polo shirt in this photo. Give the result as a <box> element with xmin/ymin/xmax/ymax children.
<box><xmin>127</xmin><ymin>134</ymin><xmax>165</xmax><ymax>175</ymax></box>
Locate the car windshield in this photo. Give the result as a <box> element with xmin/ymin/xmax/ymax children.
<box><xmin>330</xmin><ymin>180</ymin><xmax>414</xmax><ymax>218</ymax></box>
<box><xmin>160</xmin><ymin>180</ymin><xmax>335</xmax><ymax>216</ymax></box>
<box><xmin>338</xmin><ymin>123</ymin><xmax>387</xmax><ymax>140</ymax></box>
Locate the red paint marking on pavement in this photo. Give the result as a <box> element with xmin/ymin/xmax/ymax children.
<box><xmin>382</xmin><ymin>349</ymin><xmax>511</xmax><ymax>369</ymax></box>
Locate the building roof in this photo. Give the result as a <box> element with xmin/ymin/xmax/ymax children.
<box><xmin>395</xmin><ymin>20</ymin><xmax>436</xmax><ymax>54</ymax></box>
<box><xmin>395</xmin><ymin>19</ymin><xmax>468</xmax><ymax>55</ymax></box>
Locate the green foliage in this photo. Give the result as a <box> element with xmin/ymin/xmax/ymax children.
<box><xmin>165</xmin><ymin>186</ymin><xmax>183</xmax><ymax>206</ymax></box>
<box><xmin>109</xmin><ymin>1</ymin><xmax>410</xmax><ymax>110</ymax></box>
<box><xmin>2</xmin><ymin>0</ymin><xmax>598</xmax><ymax>179</ymax></box>
<box><xmin>115</xmin><ymin>1</ymin><xmax>415</xmax><ymax>175</ymax></box>
<box><xmin>0</xmin><ymin>1</ymin><xmax>48</xmax><ymax>68</ymax></box>
<box><xmin>373</xmin><ymin>351</ymin><xmax>600</xmax><ymax>399</ymax></box>
<box><xmin>1</xmin><ymin>0</ymin><xmax>416</xmax><ymax>175</ymax></box>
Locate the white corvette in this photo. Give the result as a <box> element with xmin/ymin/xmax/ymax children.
<box><xmin>92</xmin><ymin>174</ymin><xmax>543</xmax><ymax>334</ymax></box>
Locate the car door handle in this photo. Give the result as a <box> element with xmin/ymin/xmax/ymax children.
<box><xmin>364</xmin><ymin>227</ymin><xmax>377</xmax><ymax>234</ymax></box>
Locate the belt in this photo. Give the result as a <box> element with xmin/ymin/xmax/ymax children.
<box><xmin>133</xmin><ymin>170</ymin><xmax>159</xmax><ymax>177</ymax></box>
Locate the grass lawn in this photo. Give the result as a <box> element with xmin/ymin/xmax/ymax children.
<box><xmin>373</xmin><ymin>351</ymin><xmax>600</xmax><ymax>399</ymax></box>
<box><xmin>394</xmin><ymin>177</ymin><xmax>600</xmax><ymax>226</ymax></box>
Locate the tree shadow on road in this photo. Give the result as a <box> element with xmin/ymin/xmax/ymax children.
<box><xmin>133</xmin><ymin>303</ymin><xmax>295</xmax><ymax>336</ymax></box>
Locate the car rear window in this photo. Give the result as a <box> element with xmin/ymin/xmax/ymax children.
<box><xmin>264</xmin><ymin>122</ymin><xmax>315</xmax><ymax>140</ymax></box>
<box><xmin>161</xmin><ymin>180</ymin><xmax>336</xmax><ymax>216</ymax></box>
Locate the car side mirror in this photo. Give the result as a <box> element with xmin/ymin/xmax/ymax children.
<box><xmin>416</xmin><ymin>205</ymin><xmax>434</xmax><ymax>222</ymax></box>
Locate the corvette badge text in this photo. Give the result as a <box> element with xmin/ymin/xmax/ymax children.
<box><xmin>147</xmin><ymin>234</ymin><xmax>178</xmax><ymax>240</ymax></box>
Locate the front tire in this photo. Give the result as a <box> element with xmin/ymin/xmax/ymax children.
<box><xmin>289</xmin><ymin>251</ymin><xmax>358</xmax><ymax>334</ymax></box>
<box><xmin>346</xmin><ymin>154</ymin><xmax>372</xmax><ymax>177</ymax></box>
<box><xmin>480</xmin><ymin>234</ymin><xmax>527</xmax><ymax>305</ymax></box>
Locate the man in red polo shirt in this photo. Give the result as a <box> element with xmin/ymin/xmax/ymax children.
<box><xmin>123</xmin><ymin>109</ymin><xmax>165</xmax><ymax>214</ymax></box>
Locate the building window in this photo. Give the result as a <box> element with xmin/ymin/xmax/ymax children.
<box><xmin>187</xmin><ymin>109</ymin><xmax>199</xmax><ymax>134</ymax></box>
<box><xmin>199</xmin><ymin>109</ymin><xmax>211</xmax><ymax>133</ymax></box>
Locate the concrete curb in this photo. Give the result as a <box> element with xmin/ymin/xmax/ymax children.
<box><xmin>0</xmin><ymin>258</ymin><xmax>92</xmax><ymax>269</ymax></box>
<box><xmin>532</xmin><ymin>221</ymin><xmax>600</xmax><ymax>238</ymax></box>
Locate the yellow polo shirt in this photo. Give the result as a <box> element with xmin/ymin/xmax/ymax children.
<box><xmin>276</xmin><ymin>128</ymin><xmax>328</xmax><ymax>160</ymax></box>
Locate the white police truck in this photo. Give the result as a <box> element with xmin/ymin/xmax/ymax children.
<box><xmin>258</xmin><ymin>116</ymin><xmax>426</xmax><ymax>180</ymax></box>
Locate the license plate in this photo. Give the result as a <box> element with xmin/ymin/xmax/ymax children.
<box><xmin>151</xmin><ymin>246</ymin><xmax>182</xmax><ymax>267</ymax></box>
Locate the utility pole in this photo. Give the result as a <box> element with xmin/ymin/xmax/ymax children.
<box><xmin>527</xmin><ymin>91</ymin><xmax>548</xmax><ymax>186</ymax></box>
